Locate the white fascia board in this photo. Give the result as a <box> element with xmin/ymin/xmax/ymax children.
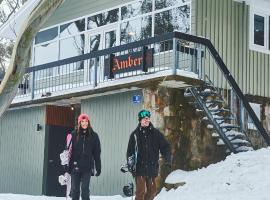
<box><xmin>0</xmin><ymin>0</ymin><xmax>41</xmax><ymax>40</ymax></box>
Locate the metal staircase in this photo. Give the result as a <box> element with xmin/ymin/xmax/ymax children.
<box><xmin>184</xmin><ymin>77</ymin><xmax>253</xmax><ymax>154</ymax></box>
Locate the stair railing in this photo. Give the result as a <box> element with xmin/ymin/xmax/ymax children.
<box><xmin>172</xmin><ymin>31</ymin><xmax>270</xmax><ymax>147</ymax></box>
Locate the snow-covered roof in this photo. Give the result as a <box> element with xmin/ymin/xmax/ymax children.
<box><xmin>0</xmin><ymin>0</ymin><xmax>41</xmax><ymax>40</ymax></box>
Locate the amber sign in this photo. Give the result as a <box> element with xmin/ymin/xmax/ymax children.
<box><xmin>104</xmin><ymin>48</ymin><xmax>153</xmax><ymax>78</ymax></box>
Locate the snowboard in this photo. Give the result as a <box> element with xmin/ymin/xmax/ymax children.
<box><xmin>59</xmin><ymin>133</ymin><xmax>72</xmax><ymax>200</ymax></box>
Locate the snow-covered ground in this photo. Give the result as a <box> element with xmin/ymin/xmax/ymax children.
<box><xmin>1</xmin><ymin>147</ymin><xmax>270</xmax><ymax>200</ymax></box>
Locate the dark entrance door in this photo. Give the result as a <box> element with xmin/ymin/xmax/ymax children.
<box><xmin>43</xmin><ymin>105</ymin><xmax>77</xmax><ymax>196</ymax></box>
<box><xmin>44</xmin><ymin>125</ymin><xmax>73</xmax><ymax>196</ymax></box>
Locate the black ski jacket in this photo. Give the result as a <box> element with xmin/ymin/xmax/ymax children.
<box><xmin>69</xmin><ymin>128</ymin><xmax>101</xmax><ymax>175</ymax></box>
<box><xmin>127</xmin><ymin>123</ymin><xmax>171</xmax><ymax>177</ymax></box>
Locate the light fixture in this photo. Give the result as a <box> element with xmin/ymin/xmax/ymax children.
<box><xmin>37</xmin><ymin>124</ymin><xmax>42</xmax><ymax>131</ymax></box>
<box><xmin>70</xmin><ymin>105</ymin><xmax>75</xmax><ymax>111</ymax></box>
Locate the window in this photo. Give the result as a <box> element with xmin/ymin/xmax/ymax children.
<box><xmin>35</xmin><ymin>27</ymin><xmax>58</xmax><ymax>44</ymax></box>
<box><xmin>34</xmin><ymin>42</ymin><xmax>58</xmax><ymax>65</ymax></box>
<box><xmin>247</xmin><ymin>103</ymin><xmax>261</xmax><ymax>130</ymax></box>
<box><xmin>121</xmin><ymin>0</ymin><xmax>152</xmax><ymax>20</ymax></box>
<box><xmin>155</xmin><ymin>0</ymin><xmax>190</xmax><ymax>10</ymax></box>
<box><xmin>59</xmin><ymin>35</ymin><xmax>85</xmax><ymax>71</ymax></box>
<box><xmin>254</xmin><ymin>15</ymin><xmax>264</xmax><ymax>46</ymax></box>
<box><xmin>121</xmin><ymin>16</ymin><xmax>152</xmax><ymax>44</ymax></box>
<box><xmin>250</xmin><ymin>7</ymin><xmax>270</xmax><ymax>53</ymax></box>
<box><xmin>87</xmin><ymin>9</ymin><xmax>119</xmax><ymax>30</ymax></box>
<box><xmin>60</xmin><ymin>19</ymin><xmax>85</xmax><ymax>38</ymax></box>
<box><xmin>32</xmin><ymin>0</ymin><xmax>191</xmax><ymax>79</ymax></box>
<box><xmin>154</xmin><ymin>5</ymin><xmax>190</xmax><ymax>36</ymax></box>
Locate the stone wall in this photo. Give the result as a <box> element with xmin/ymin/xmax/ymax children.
<box><xmin>142</xmin><ymin>86</ymin><xmax>226</xmax><ymax>191</ymax></box>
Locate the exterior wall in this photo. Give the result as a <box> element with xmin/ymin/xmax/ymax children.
<box><xmin>44</xmin><ymin>0</ymin><xmax>134</xmax><ymax>28</ymax></box>
<box><xmin>81</xmin><ymin>90</ymin><xmax>142</xmax><ymax>195</ymax></box>
<box><xmin>195</xmin><ymin>0</ymin><xmax>270</xmax><ymax>98</ymax></box>
<box><xmin>141</xmin><ymin>86</ymin><xmax>226</xmax><ymax>191</ymax></box>
<box><xmin>0</xmin><ymin>106</ymin><xmax>46</xmax><ymax>195</ymax></box>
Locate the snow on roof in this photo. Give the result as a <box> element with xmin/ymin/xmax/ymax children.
<box><xmin>0</xmin><ymin>0</ymin><xmax>41</xmax><ymax>40</ymax></box>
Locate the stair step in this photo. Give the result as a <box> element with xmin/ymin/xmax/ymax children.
<box><xmin>222</xmin><ymin>125</ymin><xmax>240</xmax><ymax>132</ymax></box>
<box><xmin>205</xmin><ymin>99</ymin><xmax>224</xmax><ymax>104</ymax></box>
<box><xmin>188</xmin><ymin>101</ymin><xmax>197</xmax><ymax>106</ymax></box>
<box><xmin>231</xmin><ymin>138</ymin><xmax>250</xmax><ymax>145</ymax></box>
<box><xmin>210</xmin><ymin>108</ymin><xmax>231</xmax><ymax>115</ymax></box>
<box><xmin>207</xmin><ymin>124</ymin><xmax>214</xmax><ymax>129</ymax></box>
<box><xmin>217</xmin><ymin>139</ymin><xmax>225</xmax><ymax>145</ymax></box>
<box><xmin>196</xmin><ymin>109</ymin><xmax>204</xmax><ymax>113</ymax></box>
<box><xmin>225</xmin><ymin>130</ymin><xmax>245</xmax><ymax>137</ymax></box>
<box><xmin>235</xmin><ymin>146</ymin><xmax>253</xmax><ymax>152</ymax></box>
<box><xmin>212</xmin><ymin>132</ymin><xmax>219</xmax><ymax>137</ymax></box>
<box><xmin>184</xmin><ymin>92</ymin><xmax>193</xmax><ymax>97</ymax></box>
<box><xmin>199</xmin><ymin>89</ymin><xmax>218</xmax><ymax>97</ymax></box>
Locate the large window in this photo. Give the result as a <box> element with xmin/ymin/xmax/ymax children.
<box><xmin>250</xmin><ymin>8</ymin><xmax>270</xmax><ymax>53</ymax></box>
<box><xmin>32</xmin><ymin>0</ymin><xmax>191</xmax><ymax>78</ymax></box>
<box><xmin>87</xmin><ymin>9</ymin><xmax>119</xmax><ymax>30</ymax></box>
<box><xmin>121</xmin><ymin>16</ymin><xmax>152</xmax><ymax>44</ymax></box>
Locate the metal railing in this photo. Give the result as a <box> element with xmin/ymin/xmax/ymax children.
<box><xmin>15</xmin><ymin>32</ymin><xmax>201</xmax><ymax>100</ymax></box>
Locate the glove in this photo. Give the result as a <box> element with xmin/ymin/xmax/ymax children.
<box><xmin>95</xmin><ymin>169</ymin><xmax>101</xmax><ymax>177</ymax></box>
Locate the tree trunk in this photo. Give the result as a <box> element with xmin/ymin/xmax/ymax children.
<box><xmin>0</xmin><ymin>0</ymin><xmax>65</xmax><ymax>119</ymax></box>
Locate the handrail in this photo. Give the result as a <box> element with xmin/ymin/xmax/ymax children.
<box><xmin>172</xmin><ymin>31</ymin><xmax>270</xmax><ymax>145</ymax></box>
<box><xmin>24</xmin><ymin>31</ymin><xmax>270</xmax><ymax>145</ymax></box>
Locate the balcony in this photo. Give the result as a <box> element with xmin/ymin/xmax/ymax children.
<box><xmin>10</xmin><ymin>31</ymin><xmax>270</xmax><ymax>148</ymax></box>
<box><xmin>13</xmin><ymin>32</ymin><xmax>204</xmax><ymax>105</ymax></box>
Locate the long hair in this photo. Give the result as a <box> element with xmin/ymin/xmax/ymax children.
<box><xmin>75</xmin><ymin>120</ymin><xmax>93</xmax><ymax>142</ymax></box>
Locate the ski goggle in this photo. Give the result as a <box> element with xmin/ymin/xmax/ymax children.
<box><xmin>139</xmin><ymin>110</ymin><xmax>151</xmax><ymax>118</ymax></box>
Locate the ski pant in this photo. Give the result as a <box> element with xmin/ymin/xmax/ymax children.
<box><xmin>71</xmin><ymin>171</ymin><xmax>91</xmax><ymax>200</ymax></box>
<box><xmin>135</xmin><ymin>176</ymin><xmax>156</xmax><ymax>200</ymax></box>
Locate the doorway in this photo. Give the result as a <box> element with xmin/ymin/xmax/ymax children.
<box><xmin>43</xmin><ymin>105</ymin><xmax>80</xmax><ymax>196</ymax></box>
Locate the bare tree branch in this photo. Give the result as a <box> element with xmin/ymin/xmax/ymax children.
<box><xmin>0</xmin><ymin>0</ymin><xmax>65</xmax><ymax>118</ymax></box>
<box><xmin>5</xmin><ymin>0</ymin><xmax>20</xmax><ymax>22</ymax></box>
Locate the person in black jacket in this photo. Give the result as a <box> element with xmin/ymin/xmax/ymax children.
<box><xmin>69</xmin><ymin>113</ymin><xmax>101</xmax><ymax>200</ymax></box>
<box><xmin>127</xmin><ymin>109</ymin><xmax>171</xmax><ymax>200</ymax></box>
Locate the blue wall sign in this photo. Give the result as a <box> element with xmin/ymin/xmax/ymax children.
<box><xmin>132</xmin><ymin>95</ymin><xmax>141</xmax><ymax>104</ymax></box>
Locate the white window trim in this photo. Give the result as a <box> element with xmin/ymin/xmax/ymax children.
<box><xmin>249</xmin><ymin>6</ymin><xmax>270</xmax><ymax>54</ymax></box>
<box><xmin>248</xmin><ymin>102</ymin><xmax>261</xmax><ymax>130</ymax></box>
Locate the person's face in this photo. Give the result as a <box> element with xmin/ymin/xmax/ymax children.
<box><xmin>140</xmin><ymin>117</ymin><xmax>150</xmax><ymax>127</ymax></box>
<box><xmin>80</xmin><ymin>119</ymin><xmax>89</xmax><ymax>129</ymax></box>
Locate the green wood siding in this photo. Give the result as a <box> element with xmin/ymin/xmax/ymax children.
<box><xmin>0</xmin><ymin>106</ymin><xmax>46</xmax><ymax>194</ymax></box>
<box><xmin>195</xmin><ymin>0</ymin><xmax>270</xmax><ymax>97</ymax></box>
<box><xmin>81</xmin><ymin>90</ymin><xmax>142</xmax><ymax>195</ymax></box>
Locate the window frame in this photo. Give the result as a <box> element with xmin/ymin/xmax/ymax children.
<box><xmin>32</xmin><ymin>0</ymin><xmax>192</xmax><ymax>79</ymax></box>
<box><xmin>249</xmin><ymin>6</ymin><xmax>270</xmax><ymax>54</ymax></box>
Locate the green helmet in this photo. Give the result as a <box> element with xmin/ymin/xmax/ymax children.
<box><xmin>138</xmin><ymin>109</ymin><xmax>151</xmax><ymax>121</ymax></box>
